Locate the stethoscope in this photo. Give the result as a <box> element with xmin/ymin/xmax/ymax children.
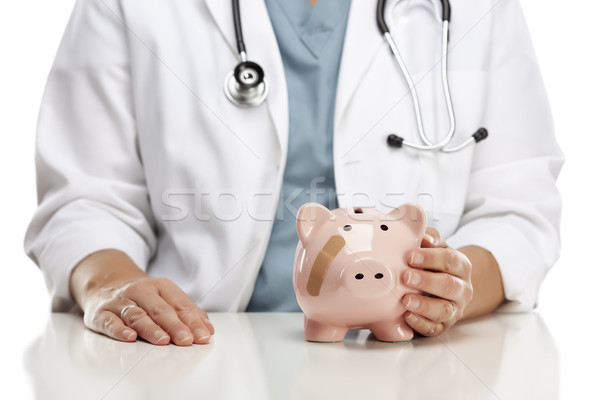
<box><xmin>223</xmin><ymin>0</ymin><xmax>269</xmax><ymax>107</ymax></box>
<box><xmin>224</xmin><ymin>0</ymin><xmax>488</xmax><ymax>153</ymax></box>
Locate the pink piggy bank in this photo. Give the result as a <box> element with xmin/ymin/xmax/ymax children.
<box><xmin>293</xmin><ymin>202</ymin><xmax>427</xmax><ymax>342</ymax></box>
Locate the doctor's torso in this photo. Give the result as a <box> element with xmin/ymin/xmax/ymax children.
<box><xmin>38</xmin><ymin>0</ymin><xmax>527</xmax><ymax>311</ymax></box>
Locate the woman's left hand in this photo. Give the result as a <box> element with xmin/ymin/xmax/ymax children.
<box><xmin>402</xmin><ymin>228</ymin><xmax>473</xmax><ymax>337</ymax></box>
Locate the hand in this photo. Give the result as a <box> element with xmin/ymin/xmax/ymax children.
<box><xmin>71</xmin><ymin>250</ymin><xmax>214</xmax><ymax>346</ymax></box>
<box><xmin>85</xmin><ymin>277</ymin><xmax>214</xmax><ymax>346</ymax></box>
<box><xmin>401</xmin><ymin>228</ymin><xmax>473</xmax><ymax>337</ymax></box>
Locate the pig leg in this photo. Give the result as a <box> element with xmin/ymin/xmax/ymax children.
<box><xmin>304</xmin><ymin>317</ymin><xmax>347</xmax><ymax>342</ymax></box>
<box><xmin>369</xmin><ymin>318</ymin><xmax>414</xmax><ymax>342</ymax></box>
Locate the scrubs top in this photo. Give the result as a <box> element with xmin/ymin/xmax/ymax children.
<box><xmin>246</xmin><ymin>0</ymin><xmax>352</xmax><ymax>311</ymax></box>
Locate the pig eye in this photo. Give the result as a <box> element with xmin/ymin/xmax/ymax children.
<box><xmin>380</xmin><ymin>224</ymin><xmax>388</xmax><ymax>231</ymax></box>
<box><xmin>374</xmin><ymin>273</ymin><xmax>384</xmax><ymax>279</ymax></box>
<box><xmin>343</xmin><ymin>224</ymin><xmax>352</xmax><ymax>231</ymax></box>
<box><xmin>355</xmin><ymin>273</ymin><xmax>364</xmax><ymax>280</ymax></box>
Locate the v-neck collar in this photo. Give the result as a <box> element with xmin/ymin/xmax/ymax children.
<box><xmin>274</xmin><ymin>0</ymin><xmax>350</xmax><ymax>58</ymax></box>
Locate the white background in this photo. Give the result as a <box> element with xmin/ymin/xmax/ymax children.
<box><xmin>0</xmin><ymin>0</ymin><xmax>598</xmax><ymax>398</ymax></box>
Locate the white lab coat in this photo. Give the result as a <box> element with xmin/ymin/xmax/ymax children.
<box><xmin>25</xmin><ymin>0</ymin><xmax>563</xmax><ymax>312</ymax></box>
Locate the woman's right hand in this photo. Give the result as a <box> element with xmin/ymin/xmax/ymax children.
<box><xmin>70</xmin><ymin>249</ymin><xmax>214</xmax><ymax>346</ymax></box>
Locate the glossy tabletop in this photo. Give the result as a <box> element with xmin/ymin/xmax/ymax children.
<box><xmin>18</xmin><ymin>312</ymin><xmax>559</xmax><ymax>399</ymax></box>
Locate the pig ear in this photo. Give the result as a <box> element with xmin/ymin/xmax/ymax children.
<box><xmin>297</xmin><ymin>203</ymin><xmax>333</xmax><ymax>246</ymax></box>
<box><xmin>386</xmin><ymin>203</ymin><xmax>427</xmax><ymax>239</ymax></box>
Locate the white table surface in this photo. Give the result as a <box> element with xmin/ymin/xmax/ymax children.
<box><xmin>16</xmin><ymin>311</ymin><xmax>561</xmax><ymax>400</ymax></box>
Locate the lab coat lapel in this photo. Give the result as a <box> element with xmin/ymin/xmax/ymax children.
<box><xmin>334</xmin><ymin>0</ymin><xmax>385</xmax><ymax>132</ymax></box>
<box><xmin>204</xmin><ymin>0</ymin><xmax>237</xmax><ymax>55</ymax></box>
<box><xmin>204</xmin><ymin>0</ymin><xmax>289</xmax><ymax>154</ymax></box>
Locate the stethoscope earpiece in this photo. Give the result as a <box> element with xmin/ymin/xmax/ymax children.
<box><xmin>472</xmin><ymin>127</ymin><xmax>488</xmax><ymax>142</ymax></box>
<box><xmin>387</xmin><ymin>127</ymin><xmax>489</xmax><ymax>152</ymax></box>
<box><xmin>387</xmin><ymin>134</ymin><xmax>404</xmax><ymax>148</ymax></box>
<box><xmin>225</xmin><ymin>61</ymin><xmax>269</xmax><ymax>107</ymax></box>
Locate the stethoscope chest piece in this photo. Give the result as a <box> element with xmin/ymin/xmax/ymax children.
<box><xmin>224</xmin><ymin>61</ymin><xmax>269</xmax><ymax>107</ymax></box>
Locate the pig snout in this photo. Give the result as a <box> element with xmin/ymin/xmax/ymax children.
<box><xmin>341</xmin><ymin>258</ymin><xmax>395</xmax><ymax>298</ymax></box>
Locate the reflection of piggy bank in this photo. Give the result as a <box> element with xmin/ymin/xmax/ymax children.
<box><xmin>293</xmin><ymin>203</ymin><xmax>427</xmax><ymax>342</ymax></box>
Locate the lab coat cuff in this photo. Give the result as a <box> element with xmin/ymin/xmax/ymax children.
<box><xmin>38</xmin><ymin>218</ymin><xmax>152</xmax><ymax>312</ymax></box>
<box><xmin>446</xmin><ymin>222</ymin><xmax>549</xmax><ymax>313</ymax></box>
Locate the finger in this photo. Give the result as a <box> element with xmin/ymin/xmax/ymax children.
<box><xmin>178</xmin><ymin>307</ymin><xmax>213</xmax><ymax>344</ymax></box>
<box><xmin>192</xmin><ymin>306</ymin><xmax>215</xmax><ymax>334</ymax></box>
<box><xmin>404</xmin><ymin>312</ymin><xmax>445</xmax><ymax>337</ymax></box>
<box><xmin>206</xmin><ymin>317</ymin><xmax>215</xmax><ymax>335</ymax></box>
<box><xmin>192</xmin><ymin>306</ymin><xmax>214</xmax><ymax>335</ymax></box>
<box><xmin>157</xmin><ymin>279</ymin><xmax>214</xmax><ymax>343</ymax></box>
<box><xmin>88</xmin><ymin>310</ymin><xmax>138</xmax><ymax>342</ymax></box>
<box><xmin>131</xmin><ymin>291</ymin><xmax>195</xmax><ymax>346</ymax></box>
<box><xmin>408</xmin><ymin>247</ymin><xmax>471</xmax><ymax>279</ymax></box>
<box><xmin>402</xmin><ymin>293</ymin><xmax>456</xmax><ymax>323</ymax></box>
<box><xmin>403</xmin><ymin>268</ymin><xmax>468</xmax><ymax>303</ymax></box>
<box><xmin>421</xmin><ymin>227</ymin><xmax>447</xmax><ymax>248</ymax></box>
<box><xmin>119</xmin><ymin>304</ymin><xmax>171</xmax><ymax>345</ymax></box>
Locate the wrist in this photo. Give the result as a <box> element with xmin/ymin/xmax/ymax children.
<box><xmin>69</xmin><ymin>249</ymin><xmax>147</xmax><ymax>308</ymax></box>
<box><xmin>458</xmin><ymin>245</ymin><xmax>505</xmax><ymax>320</ymax></box>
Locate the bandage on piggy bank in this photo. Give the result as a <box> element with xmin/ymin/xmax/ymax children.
<box><xmin>293</xmin><ymin>202</ymin><xmax>427</xmax><ymax>342</ymax></box>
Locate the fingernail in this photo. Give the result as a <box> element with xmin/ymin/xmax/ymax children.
<box><xmin>411</xmin><ymin>252</ymin><xmax>424</xmax><ymax>266</ymax></box>
<box><xmin>194</xmin><ymin>327</ymin><xmax>211</xmax><ymax>341</ymax></box>
<box><xmin>176</xmin><ymin>331</ymin><xmax>194</xmax><ymax>344</ymax></box>
<box><xmin>123</xmin><ymin>329</ymin><xmax>136</xmax><ymax>341</ymax></box>
<box><xmin>424</xmin><ymin>233</ymin><xmax>435</xmax><ymax>244</ymax></box>
<box><xmin>407</xmin><ymin>271</ymin><xmax>421</xmax><ymax>285</ymax></box>
<box><xmin>403</xmin><ymin>296</ymin><xmax>420</xmax><ymax>310</ymax></box>
<box><xmin>155</xmin><ymin>330</ymin><xmax>169</xmax><ymax>343</ymax></box>
<box><xmin>206</xmin><ymin>322</ymin><xmax>215</xmax><ymax>334</ymax></box>
<box><xmin>407</xmin><ymin>312</ymin><xmax>419</xmax><ymax>323</ymax></box>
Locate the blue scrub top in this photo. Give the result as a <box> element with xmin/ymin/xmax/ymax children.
<box><xmin>246</xmin><ymin>0</ymin><xmax>352</xmax><ymax>311</ymax></box>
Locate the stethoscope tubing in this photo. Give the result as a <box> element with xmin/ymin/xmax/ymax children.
<box><xmin>382</xmin><ymin>20</ymin><xmax>456</xmax><ymax>151</ymax></box>
<box><xmin>225</xmin><ymin>0</ymin><xmax>487</xmax><ymax>151</ymax></box>
<box><xmin>232</xmin><ymin>0</ymin><xmax>247</xmax><ymax>62</ymax></box>
<box><xmin>378</xmin><ymin>0</ymin><xmax>487</xmax><ymax>153</ymax></box>
<box><xmin>380</xmin><ymin>0</ymin><xmax>460</xmax><ymax>152</ymax></box>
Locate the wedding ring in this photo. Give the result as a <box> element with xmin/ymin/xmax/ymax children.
<box><xmin>449</xmin><ymin>302</ymin><xmax>457</xmax><ymax>319</ymax></box>
<box><xmin>120</xmin><ymin>304</ymin><xmax>138</xmax><ymax>320</ymax></box>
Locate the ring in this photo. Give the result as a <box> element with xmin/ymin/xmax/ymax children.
<box><xmin>449</xmin><ymin>302</ymin><xmax>457</xmax><ymax>319</ymax></box>
<box><xmin>120</xmin><ymin>304</ymin><xmax>138</xmax><ymax>320</ymax></box>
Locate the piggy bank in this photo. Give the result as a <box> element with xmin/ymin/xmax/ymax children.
<box><xmin>293</xmin><ymin>202</ymin><xmax>427</xmax><ymax>342</ymax></box>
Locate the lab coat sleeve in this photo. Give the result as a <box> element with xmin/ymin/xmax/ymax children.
<box><xmin>445</xmin><ymin>0</ymin><xmax>564</xmax><ymax>312</ymax></box>
<box><xmin>24</xmin><ymin>0</ymin><xmax>156</xmax><ymax>311</ymax></box>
